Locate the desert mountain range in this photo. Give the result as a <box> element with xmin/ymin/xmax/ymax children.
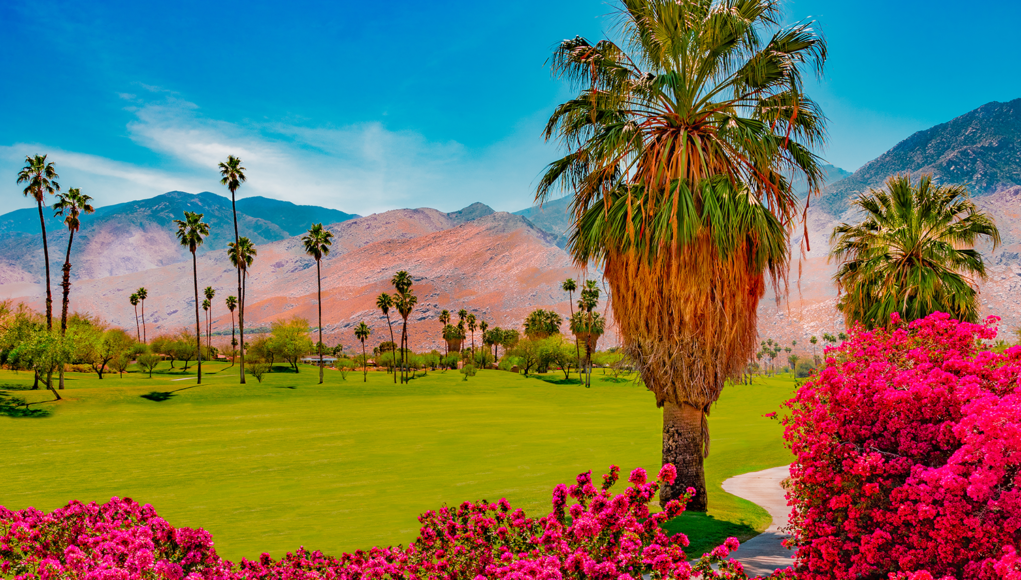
<box><xmin>3</xmin><ymin>98</ymin><xmax>1021</xmax><ymax>354</ymax></box>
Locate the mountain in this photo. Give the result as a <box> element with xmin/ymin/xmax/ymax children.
<box><xmin>447</xmin><ymin>202</ymin><xmax>495</xmax><ymax>224</ymax></box>
<box><xmin>0</xmin><ymin>192</ymin><xmax>357</xmax><ymax>285</ymax></box>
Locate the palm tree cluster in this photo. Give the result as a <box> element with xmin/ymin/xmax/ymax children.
<box><xmin>568</xmin><ymin>280</ymin><xmax>605</xmax><ymax>388</ymax></box>
<box><xmin>524</xmin><ymin>309</ymin><xmax>563</xmax><ymax>340</ymax></box>
<box><xmin>376</xmin><ymin>271</ymin><xmax>418</xmax><ymax>383</ymax></box>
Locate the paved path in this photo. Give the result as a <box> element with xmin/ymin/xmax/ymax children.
<box><xmin>720</xmin><ymin>465</ymin><xmax>794</xmax><ymax>578</ymax></box>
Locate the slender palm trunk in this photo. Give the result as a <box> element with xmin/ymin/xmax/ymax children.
<box><xmin>385</xmin><ymin>313</ymin><xmax>396</xmax><ymax>383</ymax></box>
<box><xmin>37</xmin><ymin>201</ymin><xmax>53</xmax><ymax>331</ymax></box>
<box><xmin>133</xmin><ymin>304</ymin><xmax>140</xmax><ymax>341</ymax></box>
<box><xmin>193</xmin><ymin>251</ymin><xmax>202</xmax><ymax>384</ymax></box>
<box><xmin>569</xmin><ymin>291</ymin><xmax>580</xmax><ymax>366</ymax></box>
<box><xmin>660</xmin><ymin>400</ymin><xmax>708</xmax><ymax>511</ymax></box>
<box><xmin>140</xmin><ymin>299</ymin><xmax>146</xmax><ymax>344</ymax></box>
<box><xmin>317</xmin><ymin>260</ymin><xmax>323</xmax><ymax>385</ymax></box>
<box><xmin>231</xmin><ymin>189</ymin><xmax>246</xmax><ymax>384</ymax></box>
<box><xmin>361</xmin><ymin>339</ymin><xmax>367</xmax><ymax>382</ymax></box>
<box><xmin>60</xmin><ymin>230</ymin><xmax>74</xmax><ymax>333</ymax></box>
<box><xmin>230</xmin><ymin>311</ymin><xmax>236</xmax><ymax>367</ymax></box>
<box><xmin>401</xmin><ymin>319</ymin><xmax>408</xmax><ymax>383</ymax></box>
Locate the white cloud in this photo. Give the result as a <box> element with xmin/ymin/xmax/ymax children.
<box><xmin>1</xmin><ymin>91</ymin><xmax>558</xmax><ymax>216</ymax></box>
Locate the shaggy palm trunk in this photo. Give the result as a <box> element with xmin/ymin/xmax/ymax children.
<box><xmin>385</xmin><ymin>314</ymin><xmax>396</xmax><ymax>383</ymax></box>
<box><xmin>192</xmin><ymin>251</ymin><xmax>202</xmax><ymax>385</ymax></box>
<box><xmin>231</xmin><ymin>189</ymin><xmax>246</xmax><ymax>384</ymax></box>
<box><xmin>60</xmin><ymin>230</ymin><xmax>74</xmax><ymax>334</ymax></box>
<box><xmin>37</xmin><ymin>201</ymin><xmax>53</xmax><ymax>331</ymax></box>
<box><xmin>661</xmin><ymin>400</ymin><xmax>707</xmax><ymax>511</ymax></box>
<box><xmin>317</xmin><ymin>260</ymin><xmax>323</xmax><ymax>385</ymax></box>
<box><xmin>140</xmin><ymin>299</ymin><xmax>146</xmax><ymax>344</ymax></box>
<box><xmin>361</xmin><ymin>340</ymin><xmax>367</xmax><ymax>382</ymax></box>
<box><xmin>230</xmin><ymin>312</ymin><xmax>236</xmax><ymax>367</ymax></box>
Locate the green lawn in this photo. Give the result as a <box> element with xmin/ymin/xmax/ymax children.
<box><xmin>0</xmin><ymin>362</ymin><xmax>794</xmax><ymax>561</ymax></box>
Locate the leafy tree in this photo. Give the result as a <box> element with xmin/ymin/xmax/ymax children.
<box><xmin>268</xmin><ymin>317</ymin><xmax>314</xmax><ymax>373</ymax></box>
<box><xmin>376</xmin><ymin>293</ymin><xmax>397</xmax><ymax>383</ymax></box>
<box><xmin>174</xmin><ymin>332</ymin><xmax>198</xmax><ymax>371</ymax></box>
<box><xmin>174</xmin><ymin>211</ymin><xmax>210</xmax><ymax>384</ymax></box>
<box><xmin>151</xmin><ymin>334</ymin><xmax>177</xmax><ymax>368</ymax></box>
<box><xmin>354</xmin><ymin>321</ymin><xmax>371</xmax><ymax>382</ymax></box>
<box><xmin>524</xmin><ymin>309</ymin><xmax>562</xmax><ymax>339</ymax></box>
<box><xmin>129</xmin><ymin>293</ymin><xmax>141</xmax><ymax>341</ymax></box>
<box><xmin>135</xmin><ymin>287</ymin><xmax>148</xmax><ymax>344</ymax></box>
<box><xmin>248</xmin><ymin>362</ymin><xmax>269</xmax><ymax>383</ymax></box>
<box><xmin>84</xmin><ymin>328</ymin><xmax>134</xmax><ymax>379</ymax></box>
<box><xmin>831</xmin><ymin>175</ymin><xmax>1000</xmax><ymax>328</ymax></box>
<box><xmin>219</xmin><ymin>155</ymin><xmax>248</xmax><ymax>383</ymax></box>
<box><xmin>52</xmin><ymin>187</ymin><xmax>94</xmax><ymax>333</ymax></box>
<box><xmin>108</xmin><ymin>354</ymin><xmax>131</xmax><ymax>377</ymax></box>
<box><xmin>538</xmin><ymin>0</ymin><xmax>828</xmax><ymax>508</ymax></box>
<box><xmin>510</xmin><ymin>338</ymin><xmax>543</xmax><ymax>375</ymax></box>
<box><xmin>228</xmin><ymin>236</ymin><xmax>257</xmax><ymax>379</ymax></box>
<box><xmin>17</xmin><ymin>154</ymin><xmax>59</xmax><ymax>330</ymax></box>
<box><xmin>247</xmin><ymin>335</ymin><xmax>274</xmax><ymax>367</ymax></box>
<box><xmin>136</xmin><ymin>353</ymin><xmax>161</xmax><ymax>378</ymax></box>
<box><xmin>302</xmin><ymin>223</ymin><xmax>334</xmax><ymax>384</ymax></box>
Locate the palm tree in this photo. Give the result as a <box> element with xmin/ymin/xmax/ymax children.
<box><xmin>524</xmin><ymin>309</ymin><xmax>562</xmax><ymax>339</ymax></box>
<box><xmin>574</xmin><ymin>280</ymin><xmax>602</xmax><ymax>387</ymax></box>
<box><xmin>302</xmin><ymin>223</ymin><xmax>334</xmax><ymax>384</ymax></box>
<box><xmin>466</xmin><ymin>313</ymin><xmax>477</xmax><ymax>354</ymax></box>
<box><xmin>391</xmin><ymin>271</ymin><xmax>415</xmax><ymax>383</ymax></box>
<box><xmin>129</xmin><ymin>293</ymin><xmax>141</xmax><ymax>341</ymax></box>
<box><xmin>226</xmin><ymin>295</ymin><xmax>238</xmax><ymax>365</ymax></box>
<box><xmin>438</xmin><ymin>309</ymin><xmax>451</xmax><ymax>356</ymax></box>
<box><xmin>376</xmin><ymin>293</ymin><xmax>397</xmax><ymax>383</ymax></box>
<box><xmin>479</xmin><ymin>319</ymin><xmax>489</xmax><ymax>358</ymax></box>
<box><xmin>228</xmin><ymin>237</ymin><xmax>257</xmax><ymax>371</ymax></box>
<box><xmin>17</xmin><ymin>155</ymin><xmax>59</xmax><ymax>330</ymax></box>
<box><xmin>219</xmin><ymin>155</ymin><xmax>248</xmax><ymax>383</ymax></box>
<box><xmin>174</xmin><ymin>211</ymin><xmax>210</xmax><ymax>384</ymax></box>
<box><xmin>538</xmin><ymin>0</ymin><xmax>827</xmax><ymax>509</ymax></box>
<box><xmin>52</xmin><ymin>188</ymin><xmax>94</xmax><ymax>333</ymax></box>
<box><xmin>136</xmin><ymin>287</ymin><xmax>148</xmax><ymax>344</ymax></box>
<box><xmin>203</xmin><ymin>286</ymin><xmax>216</xmax><ymax>350</ymax></box>
<box><xmin>562</xmin><ymin>278</ymin><xmax>580</xmax><ymax>363</ymax></box>
<box><xmin>354</xmin><ymin>322</ymin><xmax>371</xmax><ymax>382</ymax></box>
<box><xmin>202</xmin><ymin>298</ymin><xmax>211</xmax><ymax>351</ymax></box>
<box><xmin>830</xmin><ymin>175</ymin><xmax>1000</xmax><ymax>328</ymax></box>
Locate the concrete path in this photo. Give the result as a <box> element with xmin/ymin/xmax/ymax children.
<box><xmin>720</xmin><ymin>465</ymin><xmax>794</xmax><ymax>578</ymax></box>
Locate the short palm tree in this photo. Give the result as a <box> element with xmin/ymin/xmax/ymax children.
<box><xmin>174</xmin><ymin>211</ymin><xmax>210</xmax><ymax>384</ymax></box>
<box><xmin>129</xmin><ymin>293</ymin><xmax>141</xmax><ymax>341</ymax></box>
<box><xmin>203</xmin><ymin>286</ymin><xmax>216</xmax><ymax>349</ymax></box>
<box><xmin>466</xmin><ymin>313</ymin><xmax>477</xmax><ymax>354</ymax></box>
<box><xmin>302</xmin><ymin>223</ymin><xmax>334</xmax><ymax>384</ymax></box>
<box><xmin>830</xmin><ymin>174</ymin><xmax>1000</xmax><ymax>328</ymax></box>
<box><xmin>376</xmin><ymin>293</ymin><xmax>397</xmax><ymax>383</ymax></box>
<box><xmin>52</xmin><ymin>187</ymin><xmax>94</xmax><ymax>332</ymax></box>
<box><xmin>228</xmin><ymin>237</ymin><xmax>257</xmax><ymax>371</ymax></box>
<box><xmin>226</xmin><ymin>295</ymin><xmax>238</xmax><ymax>365</ymax></box>
<box><xmin>219</xmin><ymin>155</ymin><xmax>248</xmax><ymax>383</ymax></box>
<box><xmin>354</xmin><ymin>322</ymin><xmax>371</xmax><ymax>382</ymax></box>
<box><xmin>136</xmin><ymin>287</ymin><xmax>148</xmax><ymax>344</ymax></box>
<box><xmin>524</xmin><ymin>309</ymin><xmax>562</xmax><ymax>339</ymax></box>
<box><xmin>17</xmin><ymin>155</ymin><xmax>59</xmax><ymax>329</ymax></box>
<box><xmin>538</xmin><ymin>0</ymin><xmax>827</xmax><ymax>509</ymax></box>
<box><xmin>438</xmin><ymin>309</ymin><xmax>451</xmax><ymax>356</ymax></box>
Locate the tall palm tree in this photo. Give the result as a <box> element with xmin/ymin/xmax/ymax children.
<box><xmin>52</xmin><ymin>188</ymin><xmax>94</xmax><ymax>333</ymax></box>
<box><xmin>228</xmin><ymin>237</ymin><xmax>257</xmax><ymax>370</ymax></box>
<box><xmin>466</xmin><ymin>313</ymin><xmax>477</xmax><ymax>354</ymax></box>
<box><xmin>174</xmin><ymin>212</ymin><xmax>210</xmax><ymax>384</ymax></box>
<box><xmin>538</xmin><ymin>0</ymin><xmax>827</xmax><ymax>509</ymax></box>
<box><xmin>202</xmin><ymin>298</ymin><xmax>211</xmax><ymax>352</ymax></box>
<box><xmin>203</xmin><ymin>286</ymin><xmax>216</xmax><ymax>350</ymax></box>
<box><xmin>219</xmin><ymin>155</ymin><xmax>248</xmax><ymax>383</ymax></box>
<box><xmin>130</xmin><ymin>293</ymin><xmax>141</xmax><ymax>341</ymax></box>
<box><xmin>562</xmin><ymin>278</ymin><xmax>580</xmax><ymax>363</ymax></box>
<box><xmin>226</xmin><ymin>295</ymin><xmax>238</xmax><ymax>365</ymax></box>
<box><xmin>391</xmin><ymin>271</ymin><xmax>415</xmax><ymax>383</ymax></box>
<box><xmin>136</xmin><ymin>287</ymin><xmax>148</xmax><ymax>344</ymax></box>
<box><xmin>376</xmin><ymin>293</ymin><xmax>397</xmax><ymax>383</ymax></box>
<box><xmin>354</xmin><ymin>321</ymin><xmax>371</xmax><ymax>382</ymax></box>
<box><xmin>573</xmin><ymin>280</ymin><xmax>602</xmax><ymax>387</ymax></box>
<box><xmin>17</xmin><ymin>155</ymin><xmax>59</xmax><ymax>330</ymax></box>
<box><xmin>302</xmin><ymin>223</ymin><xmax>334</xmax><ymax>384</ymax></box>
<box><xmin>830</xmin><ymin>175</ymin><xmax>1000</xmax><ymax>328</ymax></box>
<box><xmin>438</xmin><ymin>309</ymin><xmax>451</xmax><ymax>356</ymax></box>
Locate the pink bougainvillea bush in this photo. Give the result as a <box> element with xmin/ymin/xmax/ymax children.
<box><xmin>0</xmin><ymin>465</ymin><xmax>760</xmax><ymax>580</ymax></box>
<box><xmin>784</xmin><ymin>312</ymin><xmax>1021</xmax><ymax>580</ymax></box>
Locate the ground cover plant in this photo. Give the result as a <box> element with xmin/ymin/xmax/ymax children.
<box><xmin>0</xmin><ymin>362</ymin><xmax>793</xmax><ymax>562</ymax></box>
<box><xmin>784</xmin><ymin>313</ymin><xmax>1021</xmax><ymax>580</ymax></box>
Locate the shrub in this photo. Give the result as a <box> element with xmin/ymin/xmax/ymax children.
<box><xmin>784</xmin><ymin>312</ymin><xmax>1021</xmax><ymax>580</ymax></box>
<box><xmin>460</xmin><ymin>363</ymin><xmax>476</xmax><ymax>380</ymax></box>
<box><xmin>793</xmin><ymin>360</ymin><xmax>815</xmax><ymax>378</ymax></box>
<box><xmin>0</xmin><ymin>466</ymin><xmax>756</xmax><ymax>580</ymax></box>
<box><xmin>248</xmin><ymin>362</ymin><xmax>270</xmax><ymax>383</ymax></box>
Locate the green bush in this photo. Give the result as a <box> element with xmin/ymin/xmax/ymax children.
<box><xmin>795</xmin><ymin>360</ymin><xmax>817</xmax><ymax>378</ymax></box>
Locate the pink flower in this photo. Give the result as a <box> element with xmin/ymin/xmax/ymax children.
<box><xmin>627</xmin><ymin>468</ymin><xmax>647</xmax><ymax>485</ymax></box>
<box><xmin>657</xmin><ymin>464</ymin><xmax>677</xmax><ymax>486</ymax></box>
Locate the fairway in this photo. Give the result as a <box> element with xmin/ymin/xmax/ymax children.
<box><xmin>0</xmin><ymin>363</ymin><xmax>794</xmax><ymax>561</ymax></box>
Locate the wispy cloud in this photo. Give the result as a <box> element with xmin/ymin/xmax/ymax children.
<box><xmin>2</xmin><ymin>89</ymin><xmax>556</xmax><ymax>215</ymax></box>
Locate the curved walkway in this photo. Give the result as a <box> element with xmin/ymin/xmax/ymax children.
<box><xmin>720</xmin><ymin>465</ymin><xmax>794</xmax><ymax>577</ymax></box>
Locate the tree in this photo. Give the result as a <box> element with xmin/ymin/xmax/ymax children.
<box><xmin>538</xmin><ymin>0</ymin><xmax>827</xmax><ymax>509</ymax></box>
<box><xmin>174</xmin><ymin>211</ymin><xmax>210</xmax><ymax>384</ymax></box>
<box><xmin>129</xmin><ymin>293</ymin><xmax>141</xmax><ymax>341</ymax></box>
<box><xmin>466</xmin><ymin>313</ymin><xmax>477</xmax><ymax>354</ymax></box>
<box><xmin>443</xmin><ymin>323</ymin><xmax>466</xmax><ymax>355</ymax></box>
<box><xmin>136</xmin><ymin>353</ymin><xmax>161</xmax><ymax>378</ymax></box>
<box><xmin>203</xmin><ymin>286</ymin><xmax>215</xmax><ymax>350</ymax></box>
<box><xmin>572</xmin><ymin>280</ymin><xmax>604</xmax><ymax>387</ymax></box>
<box><xmin>219</xmin><ymin>155</ymin><xmax>248</xmax><ymax>383</ymax></box>
<box><xmin>135</xmin><ymin>287</ymin><xmax>148</xmax><ymax>344</ymax></box>
<box><xmin>438</xmin><ymin>309</ymin><xmax>451</xmax><ymax>356</ymax></box>
<box><xmin>17</xmin><ymin>154</ymin><xmax>59</xmax><ymax>331</ymax></box>
<box><xmin>377</xmin><ymin>293</ymin><xmax>397</xmax><ymax>383</ymax></box>
<box><xmin>268</xmin><ymin>317</ymin><xmax>314</xmax><ymax>373</ymax></box>
<box><xmin>85</xmin><ymin>328</ymin><xmax>134</xmax><ymax>379</ymax></box>
<box><xmin>483</xmin><ymin>327</ymin><xmax>502</xmax><ymax>361</ymax></box>
<box><xmin>226</xmin><ymin>295</ymin><xmax>238</xmax><ymax>365</ymax></box>
<box><xmin>354</xmin><ymin>321</ymin><xmax>371</xmax><ymax>382</ymax></box>
<box><xmin>391</xmin><ymin>271</ymin><xmax>416</xmax><ymax>383</ymax></box>
<box><xmin>228</xmin><ymin>236</ymin><xmax>257</xmax><ymax>377</ymax></box>
<box><xmin>524</xmin><ymin>309</ymin><xmax>562</xmax><ymax>339</ymax></box>
<box><xmin>52</xmin><ymin>187</ymin><xmax>94</xmax><ymax>333</ymax></box>
<box><xmin>562</xmin><ymin>278</ymin><xmax>580</xmax><ymax>365</ymax></box>
<box><xmin>809</xmin><ymin>336</ymin><xmax>818</xmax><ymax>359</ymax></box>
<box><xmin>500</xmin><ymin>328</ymin><xmax>520</xmax><ymax>355</ymax></box>
<box><xmin>202</xmin><ymin>299</ymin><xmax>211</xmax><ymax>351</ymax></box>
<box><xmin>302</xmin><ymin>223</ymin><xmax>334</xmax><ymax>384</ymax></box>
<box><xmin>830</xmin><ymin>175</ymin><xmax>1000</xmax><ymax>329</ymax></box>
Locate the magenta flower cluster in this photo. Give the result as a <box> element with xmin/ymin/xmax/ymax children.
<box><xmin>1</xmin><ymin>465</ymin><xmax>758</xmax><ymax>580</ymax></box>
<box><xmin>783</xmin><ymin>312</ymin><xmax>1021</xmax><ymax>580</ymax></box>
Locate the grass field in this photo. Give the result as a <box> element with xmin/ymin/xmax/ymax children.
<box><xmin>0</xmin><ymin>362</ymin><xmax>794</xmax><ymax>561</ymax></box>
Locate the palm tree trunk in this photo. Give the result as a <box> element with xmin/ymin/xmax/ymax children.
<box><xmin>362</xmin><ymin>339</ymin><xmax>367</xmax><ymax>382</ymax></box>
<box><xmin>317</xmin><ymin>260</ymin><xmax>323</xmax><ymax>385</ymax></box>
<box><xmin>401</xmin><ymin>319</ymin><xmax>408</xmax><ymax>383</ymax></box>
<box><xmin>569</xmin><ymin>291</ymin><xmax>580</xmax><ymax>368</ymax></box>
<box><xmin>140</xmin><ymin>298</ymin><xmax>146</xmax><ymax>344</ymax></box>
<box><xmin>231</xmin><ymin>189</ymin><xmax>246</xmax><ymax>384</ymax></box>
<box><xmin>60</xmin><ymin>230</ymin><xmax>74</xmax><ymax>333</ymax></box>
<box><xmin>230</xmin><ymin>312</ymin><xmax>236</xmax><ymax>367</ymax></box>
<box><xmin>660</xmin><ymin>400</ymin><xmax>708</xmax><ymax>511</ymax></box>
<box><xmin>385</xmin><ymin>313</ymin><xmax>396</xmax><ymax>383</ymax></box>
<box><xmin>133</xmin><ymin>304</ymin><xmax>140</xmax><ymax>341</ymax></box>
<box><xmin>193</xmin><ymin>251</ymin><xmax>202</xmax><ymax>385</ymax></box>
<box><xmin>37</xmin><ymin>201</ymin><xmax>53</xmax><ymax>330</ymax></box>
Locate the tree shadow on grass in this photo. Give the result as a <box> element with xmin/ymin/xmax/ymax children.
<box><xmin>275</xmin><ymin>386</ymin><xmax>296</xmax><ymax>390</ymax></box>
<box><xmin>140</xmin><ymin>385</ymin><xmax>199</xmax><ymax>403</ymax></box>
<box><xmin>0</xmin><ymin>392</ymin><xmax>54</xmax><ymax>418</ymax></box>
<box><xmin>661</xmin><ymin>511</ymin><xmax>759</xmax><ymax>557</ymax></box>
<box><xmin>535</xmin><ymin>376</ymin><xmax>584</xmax><ymax>386</ymax></box>
<box><xmin>0</xmin><ymin>382</ymin><xmax>38</xmax><ymax>391</ymax></box>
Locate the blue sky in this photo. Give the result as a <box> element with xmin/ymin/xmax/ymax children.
<box><xmin>3</xmin><ymin>0</ymin><xmax>1021</xmax><ymax>215</ymax></box>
